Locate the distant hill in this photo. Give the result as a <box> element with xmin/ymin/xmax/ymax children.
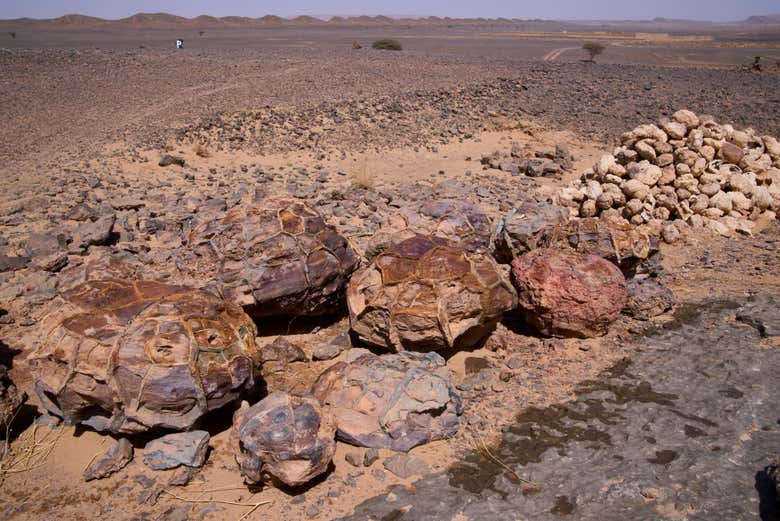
<box><xmin>52</xmin><ymin>14</ymin><xmax>105</xmax><ymax>26</ymax></box>
<box><xmin>257</xmin><ymin>15</ymin><xmax>284</xmax><ymax>25</ymax></box>
<box><xmin>2</xmin><ymin>11</ymin><xmax>780</xmax><ymax>29</ymax></box>
<box><xmin>743</xmin><ymin>14</ymin><xmax>780</xmax><ymax>24</ymax></box>
<box><xmin>116</xmin><ymin>13</ymin><xmax>190</xmax><ymax>28</ymax></box>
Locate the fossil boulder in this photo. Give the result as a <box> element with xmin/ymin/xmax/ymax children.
<box><xmin>185</xmin><ymin>199</ymin><xmax>359</xmax><ymax>317</ymax></box>
<box><xmin>347</xmin><ymin>235</ymin><xmax>517</xmax><ymax>353</ymax></box>
<box><xmin>493</xmin><ymin>202</ymin><xmax>570</xmax><ymax>263</ymax></box>
<box><xmin>312</xmin><ymin>349</ymin><xmax>462</xmax><ymax>452</ymax></box>
<box><xmin>511</xmin><ymin>248</ymin><xmax>627</xmax><ymax>338</ymax></box>
<box><xmin>232</xmin><ymin>392</ymin><xmax>336</xmax><ymax>487</ymax></box>
<box><xmin>365</xmin><ymin>199</ymin><xmax>493</xmax><ymax>260</ymax></box>
<box><xmin>545</xmin><ymin>218</ymin><xmax>657</xmax><ymax>273</ymax></box>
<box><xmin>0</xmin><ymin>363</ymin><xmax>26</xmax><ymax>435</ymax></box>
<box><xmin>29</xmin><ymin>279</ymin><xmax>260</xmax><ymax>434</ymax></box>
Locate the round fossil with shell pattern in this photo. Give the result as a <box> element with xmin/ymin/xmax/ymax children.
<box><xmin>347</xmin><ymin>234</ymin><xmax>517</xmax><ymax>353</ymax></box>
<box><xmin>185</xmin><ymin>199</ymin><xmax>359</xmax><ymax>318</ymax></box>
<box><xmin>29</xmin><ymin>279</ymin><xmax>260</xmax><ymax>434</ymax></box>
<box><xmin>365</xmin><ymin>199</ymin><xmax>494</xmax><ymax>261</ymax></box>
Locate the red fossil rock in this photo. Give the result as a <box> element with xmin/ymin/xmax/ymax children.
<box><xmin>232</xmin><ymin>392</ymin><xmax>336</xmax><ymax>487</ymax></box>
<box><xmin>29</xmin><ymin>279</ymin><xmax>260</xmax><ymax>434</ymax></box>
<box><xmin>347</xmin><ymin>235</ymin><xmax>517</xmax><ymax>353</ymax></box>
<box><xmin>185</xmin><ymin>199</ymin><xmax>359</xmax><ymax>317</ymax></box>
<box><xmin>511</xmin><ymin>248</ymin><xmax>627</xmax><ymax>338</ymax></box>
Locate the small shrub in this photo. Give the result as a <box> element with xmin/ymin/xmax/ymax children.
<box><xmin>582</xmin><ymin>42</ymin><xmax>605</xmax><ymax>62</ymax></box>
<box><xmin>350</xmin><ymin>161</ymin><xmax>374</xmax><ymax>189</ymax></box>
<box><xmin>372</xmin><ymin>39</ymin><xmax>402</xmax><ymax>51</ymax></box>
<box><xmin>9</xmin><ymin>32</ymin><xmax>16</xmax><ymax>39</ymax></box>
<box><xmin>198</xmin><ymin>30</ymin><xmax>205</xmax><ymax>37</ymax></box>
<box><xmin>193</xmin><ymin>142</ymin><xmax>211</xmax><ymax>158</ymax></box>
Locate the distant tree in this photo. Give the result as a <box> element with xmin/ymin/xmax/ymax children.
<box><xmin>9</xmin><ymin>31</ymin><xmax>16</xmax><ymax>39</ymax></box>
<box><xmin>582</xmin><ymin>42</ymin><xmax>605</xmax><ymax>63</ymax></box>
<box><xmin>198</xmin><ymin>30</ymin><xmax>205</xmax><ymax>37</ymax></box>
<box><xmin>752</xmin><ymin>56</ymin><xmax>762</xmax><ymax>71</ymax></box>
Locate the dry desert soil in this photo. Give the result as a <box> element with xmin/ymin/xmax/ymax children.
<box><xmin>0</xmin><ymin>16</ymin><xmax>779</xmax><ymax>521</ymax></box>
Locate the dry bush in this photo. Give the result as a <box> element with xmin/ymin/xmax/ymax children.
<box><xmin>350</xmin><ymin>161</ymin><xmax>374</xmax><ymax>189</ymax></box>
<box><xmin>193</xmin><ymin>142</ymin><xmax>211</xmax><ymax>158</ymax></box>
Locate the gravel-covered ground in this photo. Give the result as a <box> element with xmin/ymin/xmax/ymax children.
<box><xmin>0</xmin><ymin>24</ymin><xmax>779</xmax><ymax>521</ymax></box>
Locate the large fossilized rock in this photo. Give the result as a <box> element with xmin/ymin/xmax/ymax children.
<box><xmin>348</xmin><ymin>235</ymin><xmax>517</xmax><ymax>353</ymax></box>
<box><xmin>511</xmin><ymin>248</ymin><xmax>627</xmax><ymax>338</ymax></box>
<box><xmin>312</xmin><ymin>349</ymin><xmax>462</xmax><ymax>452</ymax></box>
<box><xmin>493</xmin><ymin>202</ymin><xmax>570</xmax><ymax>263</ymax></box>
<box><xmin>185</xmin><ymin>200</ymin><xmax>359</xmax><ymax>317</ymax></box>
<box><xmin>0</xmin><ymin>363</ymin><xmax>26</xmax><ymax>435</ymax></box>
<box><xmin>29</xmin><ymin>279</ymin><xmax>260</xmax><ymax>434</ymax></box>
<box><xmin>365</xmin><ymin>199</ymin><xmax>493</xmax><ymax>260</ymax></box>
<box><xmin>232</xmin><ymin>392</ymin><xmax>336</xmax><ymax>487</ymax></box>
<box><xmin>547</xmin><ymin>218</ymin><xmax>657</xmax><ymax>272</ymax></box>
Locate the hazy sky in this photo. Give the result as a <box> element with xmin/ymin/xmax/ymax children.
<box><xmin>1</xmin><ymin>0</ymin><xmax>778</xmax><ymax>22</ymax></box>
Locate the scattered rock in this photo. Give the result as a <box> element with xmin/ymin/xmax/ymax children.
<box><xmin>364</xmin><ymin>448</ymin><xmax>379</xmax><ymax>467</ymax></box>
<box><xmin>345</xmin><ymin>452</ymin><xmax>363</xmax><ymax>467</ymax></box>
<box><xmin>511</xmin><ymin>248</ymin><xmax>627</xmax><ymax>338</ymax></box>
<box><xmin>624</xmin><ymin>278</ymin><xmax>675</xmax><ymax>320</ymax></box>
<box><xmin>382</xmin><ymin>454</ymin><xmax>430</xmax><ymax>479</ymax></box>
<box><xmin>366</xmin><ymin>199</ymin><xmax>494</xmax><ymax>260</ymax></box>
<box><xmin>84</xmin><ymin>438</ymin><xmax>134</xmax><ymax>481</ymax></box>
<box><xmin>543</xmin><ymin>218</ymin><xmax>658</xmax><ymax>273</ymax></box>
<box><xmin>159</xmin><ymin>155</ymin><xmax>185</xmax><ymax>167</ymax></box>
<box><xmin>312</xmin><ymin>343</ymin><xmax>346</xmax><ymax>361</ymax></box>
<box><xmin>232</xmin><ymin>392</ymin><xmax>336</xmax><ymax>487</ymax></box>
<box><xmin>736</xmin><ymin>294</ymin><xmax>780</xmax><ymax>337</ymax></box>
<box><xmin>143</xmin><ymin>431</ymin><xmax>210</xmax><ymax>470</ymax></box>
<box><xmin>262</xmin><ymin>336</ymin><xmax>308</xmax><ymax>364</ymax></box>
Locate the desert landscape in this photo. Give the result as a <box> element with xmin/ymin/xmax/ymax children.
<box><xmin>0</xmin><ymin>9</ymin><xmax>779</xmax><ymax>521</ymax></box>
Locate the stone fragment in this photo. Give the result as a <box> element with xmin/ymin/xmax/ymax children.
<box><xmin>673</xmin><ymin>109</ymin><xmax>700</xmax><ymax>130</ymax></box>
<box><xmin>159</xmin><ymin>155</ymin><xmax>185</xmax><ymax>167</ymax></box>
<box><xmin>624</xmin><ymin>278</ymin><xmax>675</xmax><ymax>320</ymax></box>
<box><xmin>719</xmin><ymin>142</ymin><xmax>744</xmax><ymax>165</ymax></box>
<box><xmin>143</xmin><ymin>431</ymin><xmax>210</xmax><ymax>470</ymax></box>
<box><xmin>84</xmin><ymin>438</ymin><xmax>134</xmax><ymax>481</ymax></box>
<box><xmin>383</xmin><ymin>454</ymin><xmax>430</xmax><ymax>479</ymax></box>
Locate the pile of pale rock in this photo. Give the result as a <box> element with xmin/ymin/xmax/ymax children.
<box><xmin>556</xmin><ymin>109</ymin><xmax>780</xmax><ymax>242</ymax></box>
<box><xmin>20</xmin><ymin>193</ymin><xmax>672</xmax><ymax>489</ymax></box>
